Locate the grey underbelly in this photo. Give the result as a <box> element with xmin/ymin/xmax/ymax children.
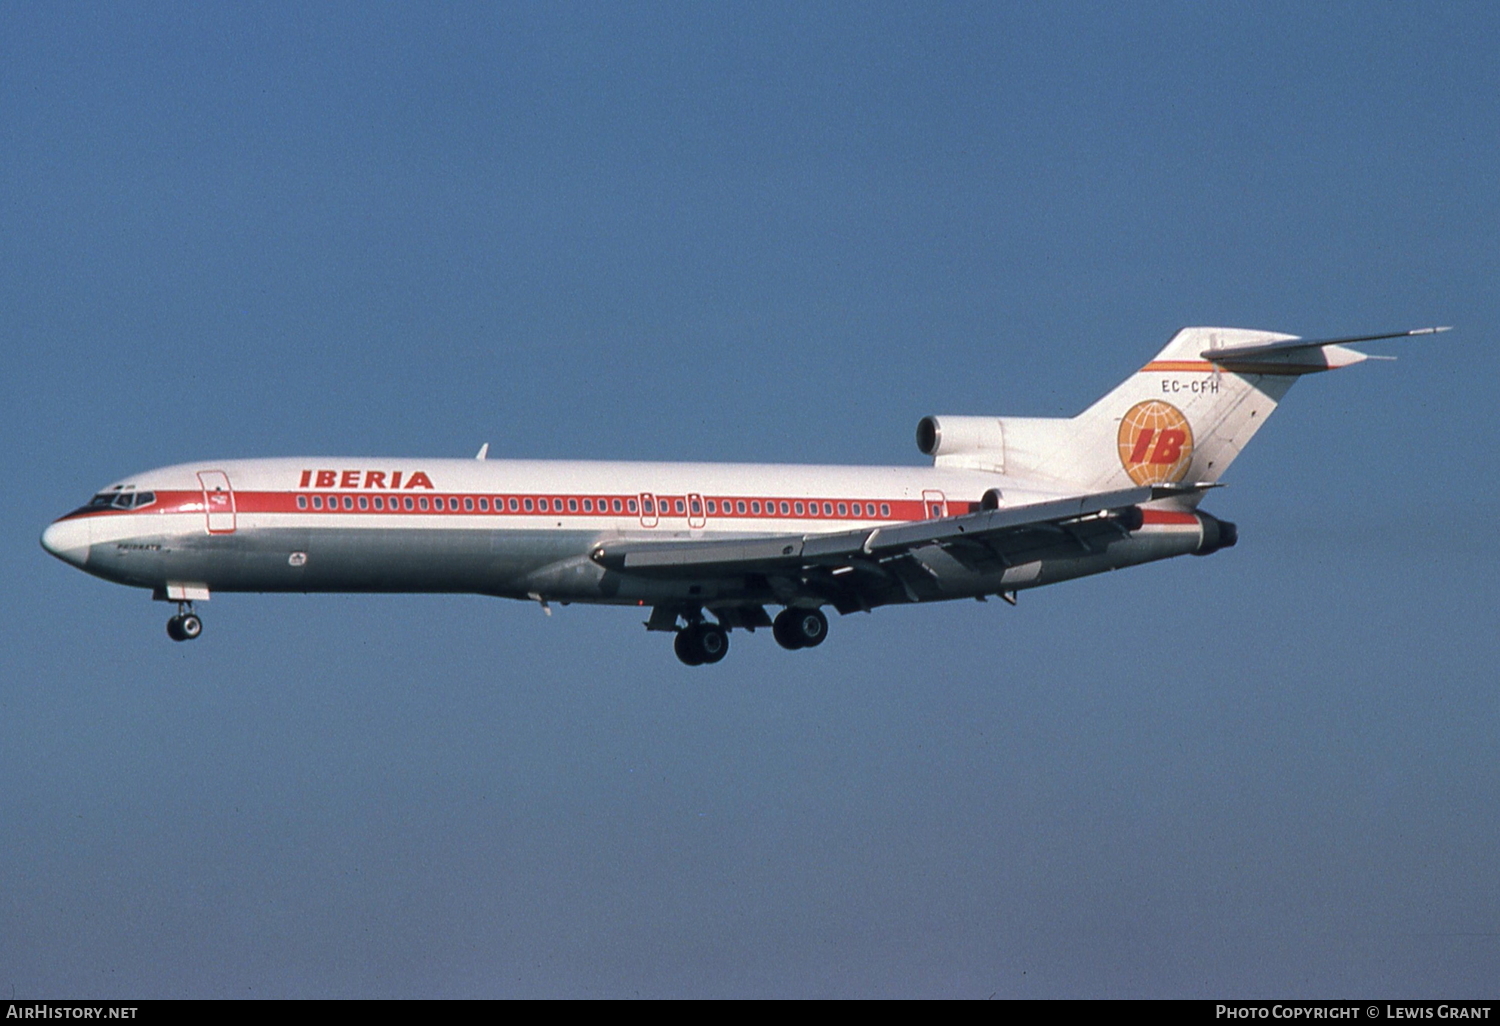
<box><xmin>85</xmin><ymin>527</ymin><xmax>589</xmax><ymax>596</ymax></box>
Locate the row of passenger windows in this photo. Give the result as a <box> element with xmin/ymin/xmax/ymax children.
<box><xmin>294</xmin><ymin>494</ymin><xmax>893</xmax><ymax>518</ymax></box>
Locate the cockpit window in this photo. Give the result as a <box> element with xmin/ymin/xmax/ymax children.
<box><xmin>83</xmin><ymin>491</ymin><xmax>155</xmax><ymax>511</ymax></box>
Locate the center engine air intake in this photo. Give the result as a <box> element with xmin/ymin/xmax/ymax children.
<box><xmin>915</xmin><ymin>416</ymin><xmax>1005</xmax><ymax>471</ymax></box>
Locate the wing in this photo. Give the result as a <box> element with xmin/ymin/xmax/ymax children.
<box><xmin>590</xmin><ymin>486</ymin><xmax>1155</xmax><ymax>613</ymax></box>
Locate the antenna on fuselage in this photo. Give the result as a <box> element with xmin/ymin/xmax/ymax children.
<box><xmin>475</xmin><ymin>443</ymin><xmax>489</xmax><ymax>460</ymax></box>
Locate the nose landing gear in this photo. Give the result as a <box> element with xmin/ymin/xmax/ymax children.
<box><xmin>166</xmin><ymin>603</ymin><xmax>203</xmax><ymax>642</ymax></box>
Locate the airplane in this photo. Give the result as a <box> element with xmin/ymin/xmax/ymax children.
<box><xmin>40</xmin><ymin>325</ymin><xmax>1443</xmax><ymax>665</ymax></box>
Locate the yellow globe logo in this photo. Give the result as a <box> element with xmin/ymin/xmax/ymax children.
<box><xmin>1118</xmin><ymin>400</ymin><xmax>1194</xmax><ymax>485</ymax></box>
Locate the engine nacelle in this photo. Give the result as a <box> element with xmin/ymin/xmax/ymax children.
<box><xmin>917</xmin><ymin>414</ymin><xmax>1083</xmax><ymax>474</ymax></box>
<box><xmin>1192</xmin><ymin>513</ymin><xmax>1239</xmax><ymax>555</ymax></box>
<box><xmin>916</xmin><ymin>416</ymin><xmax>1005</xmax><ymax>471</ymax></box>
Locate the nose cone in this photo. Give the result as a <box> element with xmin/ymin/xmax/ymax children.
<box><xmin>41</xmin><ymin>518</ymin><xmax>91</xmax><ymax>568</ymax></box>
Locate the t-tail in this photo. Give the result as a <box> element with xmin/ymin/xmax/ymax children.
<box><xmin>917</xmin><ymin>325</ymin><xmax>1448</xmax><ymax>495</ymax></box>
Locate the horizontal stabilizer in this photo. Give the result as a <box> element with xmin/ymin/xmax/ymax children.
<box><xmin>1201</xmin><ymin>326</ymin><xmax>1447</xmax><ymax>374</ymax></box>
<box><xmin>1201</xmin><ymin>325</ymin><xmax>1448</xmax><ymax>359</ymax></box>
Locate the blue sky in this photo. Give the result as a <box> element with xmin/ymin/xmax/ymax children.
<box><xmin>3</xmin><ymin>1</ymin><xmax>1497</xmax><ymax>997</ymax></box>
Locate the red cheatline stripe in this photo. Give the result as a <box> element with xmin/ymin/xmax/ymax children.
<box><xmin>62</xmin><ymin>490</ymin><xmax>952</xmax><ymax>523</ymax></box>
<box><xmin>61</xmin><ymin>490</ymin><xmax>1200</xmax><ymax>527</ymax></box>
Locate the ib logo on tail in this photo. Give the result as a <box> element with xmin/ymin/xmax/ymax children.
<box><xmin>1117</xmin><ymin>400</ymin><xmax>1194</xmax><ymax>485</ymax></box>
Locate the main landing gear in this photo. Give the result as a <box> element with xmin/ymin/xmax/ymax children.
<box><xmin>659</xmin><ymin>605</ymin><xmax>830</xmax><ymax>665</ymax></box>
<box><xmin>166</xmin><ymin>603</ymin><xmax>203</xmax><ymax>642</ymax></box>
<box><xmin>772</xmin><ymin>607</ymin><xmax>827</xmax><ymax>651</ymax></box>
<box><xmin>674</xmin><ymin>622</ymin><xmax>730</xmax><ymax>666</ymax></box>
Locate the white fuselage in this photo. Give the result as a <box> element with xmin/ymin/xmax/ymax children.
<box><xmin>41</xmin><ymin>455</ymin><xmax>1215</xmax><ymax>612</ymax></box>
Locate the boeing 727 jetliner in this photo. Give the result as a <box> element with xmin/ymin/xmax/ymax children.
<box><xmin>41</xmin><ymin>326</ymin><xmax>1442</xmax><ymax>664</ymax></box>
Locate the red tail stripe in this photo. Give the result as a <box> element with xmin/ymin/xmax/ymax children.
<box><xmin>1141</xmin><ymin>509</ymin><xmax>1199</xmax><ymax>526</ymax></box>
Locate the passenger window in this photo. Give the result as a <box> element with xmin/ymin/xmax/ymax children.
<box><xmin>627</xmin><ymin>499</ymin><xmax>637</xmax><ymax>513</ymax></box>
<box><xmin>583</xmin><ymin>498</ymin><xmax>592</xmax><ymax>512</ymax></box>
<box><xmin>779</xmin><ymin>501</ymin><xmax>790</xmax><ymax>516</ymax></box>
<box><xmin>823</xmin><ymin>502</ymin><xmax>833</xmax><ymax>516</ymax></box>
<box><xmin>524</xmin><ymin>498</ymin><xmax>534</xmax><ymax>511</ymax></box>
<box><xmin>613</xmin><ymin>499</ymin><xmax>623</xmax><ymax>513</ymax></box>
<box><xmin>343</xmin><ymin>496</ymin><xmax>354</xmax><ymax>510</ymax></box>
<box><xmin>643</xmin><ymin>498</ymin><xmax>653</xmax><ymax>513</ymax></box>
<box><xmin>375</xmin><ymin>496</ymin><xmax>385</xmax><ymax>510</ymax></box>
<box><xmin>706</xmin><ymin>500</ymin><xmax>715</xmax><ymax>514</ymax></box>
<box><xmin>674</xmin><ymin>499</ymin><xmax>684</xmax><ymax>514</ymax></box>
<box><xmin>569</xmin><ymin>498</ymin><xmax>578</xmax><ymax>512</ymax></box>
<box><xmin>794</xmin><ymin>502</ymin><xmax>804</xmax><ymax>515</ymax></box>
<box><xmin>465</xmin><ymin>497</ymin><xmax>474</xmax><ymax>511</ymax></box>
<box><xmin>691</xmin><ymin>498</ymin><xmax>702</xmax><ymax>514</ymax></box>
<box><xmin>839</xmin><ymin>502</ymin><xmax>848</xmax><ymax>516</ymax></box>
<box><xmin>509</xmin><ymin>497</ymin><xmax>519</xmax><ymax>511</ymax></box>
<box><xmin>479</xmin><ymin>498</ymin><xmax>488</xmax><ymax>511</ymax></box>
<box><xmin>419</xmin><ymin>497</ymin><xmax>429</xmax><ymax>511</ymax></box>
<box><xmin>298</xmin><ymin>496</ymin><xmax>308</xmax><ymax>510</ymax></box>
<box><xmin>880</xmin><ymin>503</ymin><xmax>890</xmax><ymax>517</ymax></box>
<box><xmin>737</xmin><ymin>500</ymin><xmax>746</xmax><ymax>514</ymax></box>
<box><xmin>751</xmin><ymin>501</ymin><xmax>760</xmax><ymax>514</ymax></box>
<box><xmin>433</xmin><ymin>497</ymin><xmax>444</xmax><ymax>511</ymax></box>
<box><xmin>312</xmin><ymin>495</ymin><xmax>323</xmax><ymax>510</ymax></box>
<box><xmin>404</xmin><ymin>496</ymin><xmax>414</xmax><ymax>511</ymax></box>
<box><xmin>358</xmin><ymin>496</ymin><xmax>368</xmax><ymax>510</ymax></box>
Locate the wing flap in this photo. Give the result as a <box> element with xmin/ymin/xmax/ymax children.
<box><xmin>589</xmin><ymin>486</ymin><xmax>1152</xmax><ymax>579</ymax></box>
<box><xmin>600</xmin><ymin>535</ymin><xmax>805</xmax><ymax>573</ymax></box>
<box><xmin>853</xmin><ymin>487</ymin><xmax>1148</xmax><ymax>556</ymax></box>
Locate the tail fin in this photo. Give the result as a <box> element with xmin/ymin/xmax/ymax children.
<box><xmin>924</xmin><ymin>326</ymin><xmax>1444</xmax><ymax>494</ymax></box>
<box><xmin>1070</xmin><ymin>326</ymin><xmax>1311</xmax><ymax>491</ymax></box>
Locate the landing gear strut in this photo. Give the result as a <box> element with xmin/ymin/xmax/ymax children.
<box><xmin>166</xmin><ymin>603</ymin><xmax>203</xmax><ymax>642</ymax></box>
<box><xmin>674</xmin><ymin>621</ymin><xmax>730</xmax><ymax>666</ymax></box>
<box><xmin>772</xmin><ymin>607</ymin><xmax>828</xmax><ymax>650</ymax></box>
